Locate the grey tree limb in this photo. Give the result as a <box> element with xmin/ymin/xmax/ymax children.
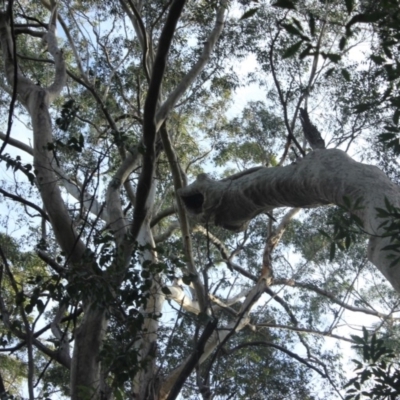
<box><xmin>179</xmin><ymin>149</ymin><xmax>400</xmax><ymax>293</ymax></box>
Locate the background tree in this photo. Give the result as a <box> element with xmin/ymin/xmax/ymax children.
<box><xmin>0</xmin><ymin>0</ymin><xmax>400</xmax><ymax>399</ymax></box>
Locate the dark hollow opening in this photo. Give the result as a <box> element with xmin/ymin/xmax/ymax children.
<box><xmin>180</xmin><ymin>193</ymin><xmax>204</xmax><ymax>215</ymax></box>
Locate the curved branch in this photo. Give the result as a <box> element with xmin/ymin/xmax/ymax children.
<box><xmin>41</xmin><ymin>0</ymin><xmax>87</xmax><ymax>80</ymax></box>
<box><xmin>227</xmin><ymin>341</ymin><xmax>326</xmax><ymax>378</ymax></box>
<box><xmin>159</xmin><ymin>123</ymin><xmax>206</xmax><ymax>311</ymax></box>
<box><xmin>0</xmin><ymin>131</ymin><xmax>33</xmax><ymax>155</ymax></box>
<box><xmin>155</xmin><ymin>0</ymin><xmax>228</xmax><ymax>129</ymax></box>
<box><xmin>258</xmin><ymin>323</ymin><xmax>355</xmax><ymax>343</ymax></box>
<box><xmin>121</xmin><ymin>0</ymin><xmax>150</xmax><ymax>81</ymax></box>
<box><xmin>42</xmin><ymin>2</ymin><xmax>66</xmax><ymax>101</ymax></box>
<box><xmin>273</xmin><ymin>278</ymin><xmax>392</xmax><ymax>318</ymax></box>
<box><xmin>106</xmin><ymin>147</ymin><xmax>141</xmax><ymax>243</ymax></box>
<box><xmin>166</xmin><ymin>318</ymin><xmax>218</xmax><ymax>400</ymax></box>
<box><xmin>154</xmin><ymin>221</ymin><xmax>180</xmax><ymax>243</ymax></box>
<box><xmin>0</xmin><ymin>188</ymin><xmax>49</xmax><ymax>221</ymax></box>
<box><xmin>151</xmin><ymin>205</ymin><xmax>176</xmax><ymax>227</ymax></box>
<box><xmin>179</xmin><ymin>149</ymin><xmax>400</xmax><ymax>292</ymax></box>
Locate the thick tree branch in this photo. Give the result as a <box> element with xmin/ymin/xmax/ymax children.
<box><xmin>151</xmin><ymin>205</ymin><xmax>176</xmax><ymax>227</ymax></box>
<box><xmin>0</xmin><ymin>131</ymin><xmax>33</xmax><ymax>155</ymax></box>
<box><xmin>154</xmin><ymin>221</ymin><xmax>180</xmax><ymax>243</ymax></box>
<box><xmin>179</xmin><ymin>149</ymin><xmax>400</xmax><ymax>292</ymax></box>
<box><xmin>131</xmin><ymin>0</ymin><xmax>186</xmax><ymax>242</ymax></box>
<box><xmin>166</xmin><ymin>318</ymin><xmax>218</xmax><ymax>400</ymax></box>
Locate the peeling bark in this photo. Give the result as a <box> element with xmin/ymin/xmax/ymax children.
<box><xmin>179</xmin><ymin>149</ymin><xmax>400</xmax><ymax>292</ymax></box>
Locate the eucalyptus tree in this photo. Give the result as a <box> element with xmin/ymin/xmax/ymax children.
<box><xmin>0</xmin><ymin>0</ymin><xmax>400</xmax><ymax>399</ymax></box>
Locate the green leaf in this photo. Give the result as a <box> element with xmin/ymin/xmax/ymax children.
<box><xmin>347</xmin><ymin>12</ymin><xmax>386</xmax><ymax>27</ymax></box>
<box><xmin>25</xmin><ymin>303</ymin><xmax>33</xmax><ymax>314</ymax></box>
<box><xmin>345</xmin><ymin>235</ymin><xmax>352</xmax><ymax>249</ymax></box>
<box><xmin>283</xmin><ymin>40</ymin><xmax>303</xmax><ymax>58</ymax></box>
<box><xmin>383</xmin><ymin>46</ymin><xmax>393</xmax><ymax>59</ymax></box>
<box><xmin>161</xmin><ymin>286</ymin><xmax>172</xmax><ymax>295</ymax></box>
<box><xmin>339</xmin><ymin>37</ymin><xmax>347</xmax><ymax>50</ymax></box>
<box><xmin>272</xmin><ymin>0</ymin><xmax>296</xmax><ymax>9</ymax></box>
<box><xmin>299</xmin><ymin>44</ymin><xmax>312</xmax><ymax>59</ymax></box>
<box><xmin>343</xmin><ymin>196</ymin><xmax>351</xmax><ymax>209</ymax></box>
<box><xmin>393</xmin><ymin>110</ymin><xmax>400</xmax><ymax>125</ymax></box>
<box><xmin>341</xmin><ymin>68</ymin><xmax>351</xmax><ymax>81</ymax></box>
<box><xmin>325</xmin><ymin>67</ymin><xmax>335</xmax><ymax>77</ymax></box>
<box><xmin>378</xmin><ymin>133</ymin><xmax>396</xmax><ymax>142</ymax></box>
<box><xmin>382</xmin><ymin>244</ymin><xmax>400</xmax><ymax>251</ymax></box>
<box><xmin>370</xmin><ymin>55</ymin><xmax>386</xmax><ymax>65</ymax></box>
<box><xmin>292</xmin><ymin>18</ymin><xmax>303</xmax><ymax>32</ymax></box>
<box><xmin>36</xmin><ymin>299</ymin><xmax>45</xmax><ymax>313</ymax></box>
<box><xmin>353</xmin><ymin>103</ymin><xmax>370</xmax><ymax>113</ymax></box>
<box><xmin>351</xmin><ymin>215</ymin><xmax>363</xmax><ymax>227</ymax></box>
<box><xmin>383</xmin><ymin>125</ymin><xmax>400</xmax><ymax>133</ymax></box>
<box><xmin>384</xmin><ymin>64</ymin><xmax>399</xmax><ymax>81</ymax></box>
<box><xmin>329</xmin><ymin>242</ymin><xmax>336</xmax><ymax>261</ymax></box>
<box><xmin>318</xmin><ymin>229</ymin><xmax>331</xmax><ymax>239</ymax></box>
<box><xmin>114</xmin><ymin>388</ymin><xmax>123</xmax><ymax>400</ymax></box>
<box><xmin>351</xmin><ymin>334</ymin><xmax>365</xmax><ymax>344</ymax></box>
<box><xmin>239</xmin><ymin>8</ymin><xmax>259</xmax><ymax>21</ymax></box>
<box><xmin>325</xmin><ymin>53</ymin><xmax>341</xmax><ymax>63</ymax></box>
<box><xmin>308</xmin><ymin>13</ymin><xmax>315</xmax><ymax>36</ymax></box>
<box><xmin>282</xmin><ymin>23</ymin><xmax>303</xmax><ymax>37</ymax></box>
<box><xmin>345</xmin><ymin>0</ymin><xmax>354</xmax><ymax>14</ymax></box>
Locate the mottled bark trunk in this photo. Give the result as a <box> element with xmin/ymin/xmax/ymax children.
<box><xmin>179</xmin><ymin>149</ymin><xmax>400</xmax><ymax>292</ymax></box>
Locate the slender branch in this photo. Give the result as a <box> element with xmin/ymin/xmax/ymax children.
<box><xmin>0</xmin><ymin>188</ymin><xmax>49</xmax><ymax>221</ymax></box>
<box><xmin>262</xmin><ymin>208</ymin><xmax>300</xmax><ymax>278</ymax></box>
<box><xmin>273</xmin><ymin>278</ymin><xmax>392</xmax><ymax>318</ymax></box>
<box><xmin>41</xmin><ymin>0</ymin><xmax>87</xmax><ymax>80</ymax></box>
<box><xmin>258</xmin><ymin>323</ymin><xmax>355</xmax><ymax>343</ymax></box>
<box><xmin>159</xmin><ymin>123</ymin><xmax>206</xmax><ymax>311</ymax></box>
<box><xmin>37</xmin><ymin>250</ymin><xmax>66</xmax><ymax>274</ymax></box>
<box><xmin>122</xmin><ymin>0</ymin><xmax>150</xmax><ymax>81</ymax></box>
<box><xmin>268</xmin><ymin>24</ymin><xmax>305</xmax><ymax>159</ymax></box>
<box><xmin>106</xmin><ymin>147</ymin><xmax>141</xmax><ymax>243</ymax></box>
<box><xmin>155</xmin><ymin>0</ymin><xmax>228</xmax><ymax>130</ymax></box>
<box><xmin>227</xmin><ymin>341</ymin><xmax>326</xmax><ymax>377</ymax></box>
<box><xmin>42</xmin><ymin>2</ymin><xmax>66</xmax><ymax>101</ymax></box>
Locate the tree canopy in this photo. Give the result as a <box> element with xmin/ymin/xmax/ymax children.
<box><xmin>0</xmin><ymin>0</ymin><xmax>400</xmax><ymax>399</ymax></box>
